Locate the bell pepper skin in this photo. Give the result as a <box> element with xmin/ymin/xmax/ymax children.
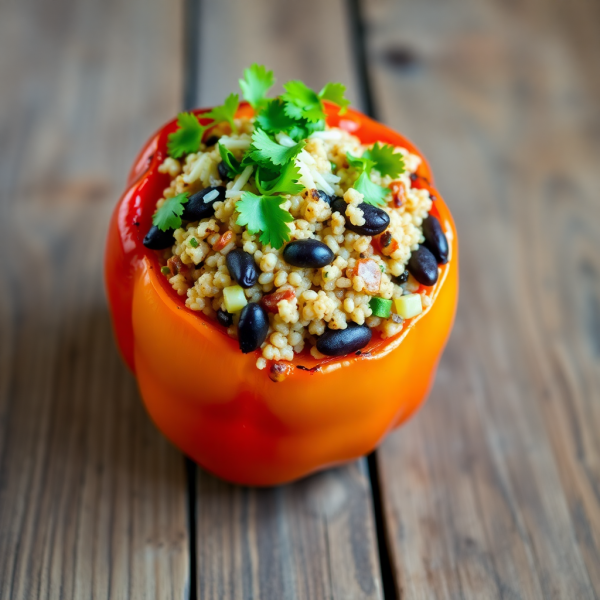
<box><xmin>105</xmin><ymin>103</ymin><xmax>459</xmax><ymax>486</ymax></box>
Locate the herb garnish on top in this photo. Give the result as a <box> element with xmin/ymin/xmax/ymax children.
<box><xmin>157</xmin><ymin>65</ymin><xmax>404</xmax><ymax>247</ymax></box>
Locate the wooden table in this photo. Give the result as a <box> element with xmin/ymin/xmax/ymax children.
<box><xmin>1</xmin><ymin>0</ymin><xmax>599</xmax><ymax>597</ymax></box>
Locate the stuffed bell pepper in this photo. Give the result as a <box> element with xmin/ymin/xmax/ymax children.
<box><xmin>105</xmin><ymin>65</ymin><xmax>458</xmax><ymax>485</ymax></box>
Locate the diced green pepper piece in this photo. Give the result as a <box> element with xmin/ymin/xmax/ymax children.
<box><xmin>369</xmin><ymin>296</ymin><xmax>392</xmax><ymax>318</ymax></box>
<box><xmin>223</xmin><ymin>285</ymin><xmax>248</xmax><ymax>313</ymax></box>
<box><xmin>189</xmin><ymin>237</ymin><xmax>199</xmax><ymax>248</ymax></box>
<box><xmin>394</xmin><ymin>294</ymin><xmax>422</xmax><ymax>319</ymax></box>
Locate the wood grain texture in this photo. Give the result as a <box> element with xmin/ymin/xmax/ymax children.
<box><xmin>361</xmin><ymin>0</ymin><xmax>600</xmax><ymax>597</ymax></box>
<box><xmin>195</xmin><ymin>0</ymin><xmax>360</xmax><ymax>107</ymax></box>
<box><xmin>197</xmin><ymin>464</ymin><xmax>380</xmax><ymax>600</ymax></box>
<box><xmin>192</xmin><ymin>2</ymin><xmax>382</xmax><ymax>598</ymax></box>
<box><xmin>0</xmin><ymin>0</ymin><xmax>189</xmax><ymax>597</ymax></box>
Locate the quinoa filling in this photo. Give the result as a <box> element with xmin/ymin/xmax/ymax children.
<box><xmin>143</xmin><ymin>66</ymin><xmax>448</xmax><ymax>370</ymax></box>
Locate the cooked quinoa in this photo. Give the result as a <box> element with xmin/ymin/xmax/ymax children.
<box><xmin>142</xmin><ymin>66</ymin><xmax>448</xmax><ymax>371</ymax></box>
<box><xmin>153</xmin><ymin>119</ymin><xmax>434</xmax><ymax>364</ymax></box>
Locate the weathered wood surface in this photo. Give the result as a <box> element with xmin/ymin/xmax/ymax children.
<box><xmin>196</xmin><ymin>0</ymin><xmax>360</xmax><ymax>107</ymax></box>
<box><xmin>0</xmin><ymin>0</ymin><xmax>190</xmax><ymax>598</ymax></box>
<box><xmin>1</xmin><ymin>0</ymin><xmax>599</xmax><ymax>597</ymax></box>
<box><xmin>362</xmin><ymin>0</ymin><xmax>600</xmax><ymax>597</ymax></box>
<box><xmin>192</xmin><ymin>1</ymin><xmax>383</xmax><ymax>598</ymax></box>
<box><xmin>196</xmin><ymin>465</ymin><xmax>381</xmax><ymax>600</ymax></box>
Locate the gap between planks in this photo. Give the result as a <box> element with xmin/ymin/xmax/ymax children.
<box><xmin>183</xmin><ymin>1</ymin><xmax>201</xmax><ymax>599</ymax></box>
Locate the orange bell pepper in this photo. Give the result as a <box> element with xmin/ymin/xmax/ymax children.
<box><xmin>104</xmin><ymin>103</ymin><xmax>459</xmax><ymax>486</ymax></box>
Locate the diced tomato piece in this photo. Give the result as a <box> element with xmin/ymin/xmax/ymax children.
<box><xmin>167</xmin><ymin>255</ymin><xmax>193</xmax><ymax>283</ymax></box>
<box><xmin>213</xmin><ymin>230</ymin><xmax>234</xmax><ymax>252</ymax></box>
<box><xmin>409</xmin><ymin>172</ymin><xmax>430</xmax><ymax>189</ymax></box>
<box><xmin>371</xmin><ymin>236</ymin><xmax>382</xmax><ymax>255</ymax></box>
<box><xmin>390</xmin><ymin>181</ymin><xmax>406</xmax><ymax>207</ymax></box>
<box><xmin>377</xmin><ymin>231</ymin><xmax>399</xmax><ymax>257</ymax></box>
<box><xmin>261</xmin><ymin>288</ymin><xmax>296</xmax><ymax>313</ymax></box>
<box><xmin>349</xmin><ymin>259</ymin><xmax>381</xmax><ymax>293</ymax></box>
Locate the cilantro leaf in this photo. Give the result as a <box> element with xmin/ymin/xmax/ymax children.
<box><xmin>282</xmin><ymin>80</ymin><xmax>320</xmax><ymax>108</ymax></box>
<box><xmin>167</xmin><ymin>113</ymin><xmax>206</xmax><ymax>158</ymax></box>
<box><xmin>284</xmin><ymin>102</ymin><xmax>325</xmax><ymax>124</ymax></box>
<box><xmin>255</xmin><ymin>99</ymin><xmax>326</xmax><ymax>141</ymax></box>
<box><xmin>218</xmin><ymin>143</ymin><xmax>243</xmax><ymax>177</ymax></box>
<box><xmin>286</xmin><ymin>124</ymin><xmax>309</xmax><ymax>142</ymax></box>
<box><xmin>346</xmin><ymin>151</ymin><xmax>375</xmax><ymax>173</ymax></box>
<box><xmin>255</xmin><ymin>99</ymin><xmax>297</xmax><ymax>133</ymax></box>
<box><xmin>318</xmin><ymin>82</ymin><xmax>350</xmax><ymax>114</ymax></box>
<box><xmin>248</xmin><ymin>128</ymin><xmax>305</xmax><ymax>167</ymax></box>
<box><xmin>353</xmin><ymin>172</ymin><xmax>388</xmax><ymax>206</ymax></box>
<box><xmin>239</xmin><ymin>64</ymin><xmax>275</xmax><ymax>109</ymax></box>
<box><xmin>255</xmin><ymin>161</ymin><xmax>304</xmax><ymax>196</ymax></box>
<box><xmin>152</xmin><ymin>192</ymin><xmax>189</xmax><ymax>231</ymax></box>
<box><xmin>282</xmin><ymin>81</ymin><xmax>325</xmax><ymax>123</ymax></box>
<box><xmin>347</xmin><ymin>148</ymin><xmax>398</xmax><ymax>206</ymax></box>
<box><xmin>204</xmin><ymin>93</ymin><xmax>239</xmax><ymax>132</ymax></box>
<box><xmin>285</xmin><ymin>119</ymin><xmax>325</xmax><ymax>142</ymax></box>
<box><xmin>363</xmin><ymin>142</ymin><xmax>405</xmax><ymax>179</ymax></box>
<box><xmin>236</xmin><ymin>192</ymin><xmax>293</xmax><ymax>249</ymax></box>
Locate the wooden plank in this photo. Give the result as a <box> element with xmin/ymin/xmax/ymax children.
<box><xmin>191</xmin><ymin>1</ymin><xmax>383</xmax><ymax>598</ymax></box>
<box><xmin>197</xmin><ymin>464</ymin><xmax>380</xmax><ymax>599</ymax></box>
<box><xmin>360</xmin><ymin>0</ymin><xmax>600</xmax><ymax>597</ymax></box>
<box><xmin>0</xmin><ymin>0</ymin><xmax>190</xmax><ymax>597</ymax></box>
<box><xmin>196</xmin><ymin>0</ymin><xmax>360</xmax><ymax>107</ymax></box>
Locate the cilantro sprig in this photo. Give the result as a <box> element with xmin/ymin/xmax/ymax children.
<box><xmin>248</xmin><ymin>128</ymin><xmax>305</xmax><ymax>167</ymax></box>
<box><xmin>218</xmin><ymin>143</ymin><xmax>244</xmax><ymax>178</ymax></box>
<box><xmin>204</xmin><ymin>93</ymin><xmax>239</xmax><ymax>132</ymax></box>
<box><xmin>239</xmin><ymin>64</ymin><xmax>275</xmax><ymax>109</ymax></box>
<box><xmin>236</xmin><ymin>192</ymin><xmax>294</xmax><ymax>249</ymax></box>
<box><xmin>230</xmin><ymin>126</ymin><xmax>307</xmax><ymax>247</ymax></box>
<box><xmin>255</xmin><ymin>99</ymin><xmax>297</xmax><ymax>133</ymax></box>
<box><xmin>319</xmin><ymin>82</ymin><xmax>350</xmax><ymax>114</ymax></box>
<box><xmin>255</xmin><ymin>161</ymin><xmax>304</xmax><ymax>196</ymax></box>
<box><xmin>167</xmin><ymin>114</ymin><xmax>207</xmax><ymax>158</ymax></box>
<box><xmin>152</xmin><ymin>192</ymin><xmax>189</xmax><ymax>231</ymax></box>
<box><xmin>167</xmin><ymin>95</ymin><xmax>240</xmax><ymax>158</ymax></box>
<box><xmin>282</xmin><ymin>81</ymin><xmax>325</xmax><ymax>123</ymax></box>
<box><xmin>256</xmin><ymin>99</ymin><xmax>323</xmax><ymax>142</ymax></box>
<box><xmin>346</xmin><ymin>143</ymin><xmax>405</xmax><ymax>206</ymax></box>
<box><xmin>353</xmin><ymin>172</ymin><xmax>388</xmax><ymax>206</ymax></box>
<box><xmin>282</xmin><ymin>80</ymin><xmax>351</xmax><ymax>123</ymax></box>
<box><xmin>164</xmin><ymin>65</ymin><xmax>354</xmax><ymax>248</ymax></box>
<box><xmin>363</xmin><ymin>143</ymin><xmax>405</xmax><ymax>178</ymax></box>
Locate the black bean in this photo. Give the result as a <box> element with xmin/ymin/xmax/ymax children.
<box><xmin>216</xmin><ymin>308</ymin><xmax>233</xmax><ymax>328</ymax></box>
<box><xmin>181</xmin><ymin>186</ymin><xmax>226</xmax><ymax>221</ymax></box>
<box><xmin>238</xmin><ymin>303</ymin><xmax>269</xmax><ymax>354</ymax></box>
<box><xmin>143</xmin><ymin>225</ymin><xmax>175</xmax><ymax>250</ymax></box>
<box><xmin>217</xmin><ymin>161</ymin><xmax>231</xmax><ymax>182</ymax></box>
<box><xmin>393</xmin><ymin>270</ymin><xmax>409</xmax><ymax>285</ymax></box>
<box><xmin>331</xmin><ymin>199</ymin><xmax>390</xmax><ymax>236</ymax></box>
<box><xmin>330</xmin><ymin>197</ymin><xmax>347</xmax><ymax>215</ymax></box>
<box><xmin>205</xmin><ymin>135</ymin><xmax>219</xmax><ymax>147</ymax></box>
<box><xmin>314</xmin><ymin>190</ymin><xmax>336</xmax><ymax>205</ymax></box>
<box><xmin>283</xmin><ymin>239</ymin><xmax>335</xmax><ymax>268</ymax></box>
<box><xmin>422</xmin><ymin>215</ymin><xmax>449</xmax><ymax>264</ymax></box>
<box><xmin>226</xmin><ymin>248</ymin><xmax>258</xmax><ymax>288</ymax></box>
<box><xmin>407</xmin><ymin>245</ymin><xmax>438</xmax><ymax>286</ymax></box>
<box><xmin>316</xmin><ymin>323</ymin><xmax>372</xmax><ymax>357</ymax></box>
